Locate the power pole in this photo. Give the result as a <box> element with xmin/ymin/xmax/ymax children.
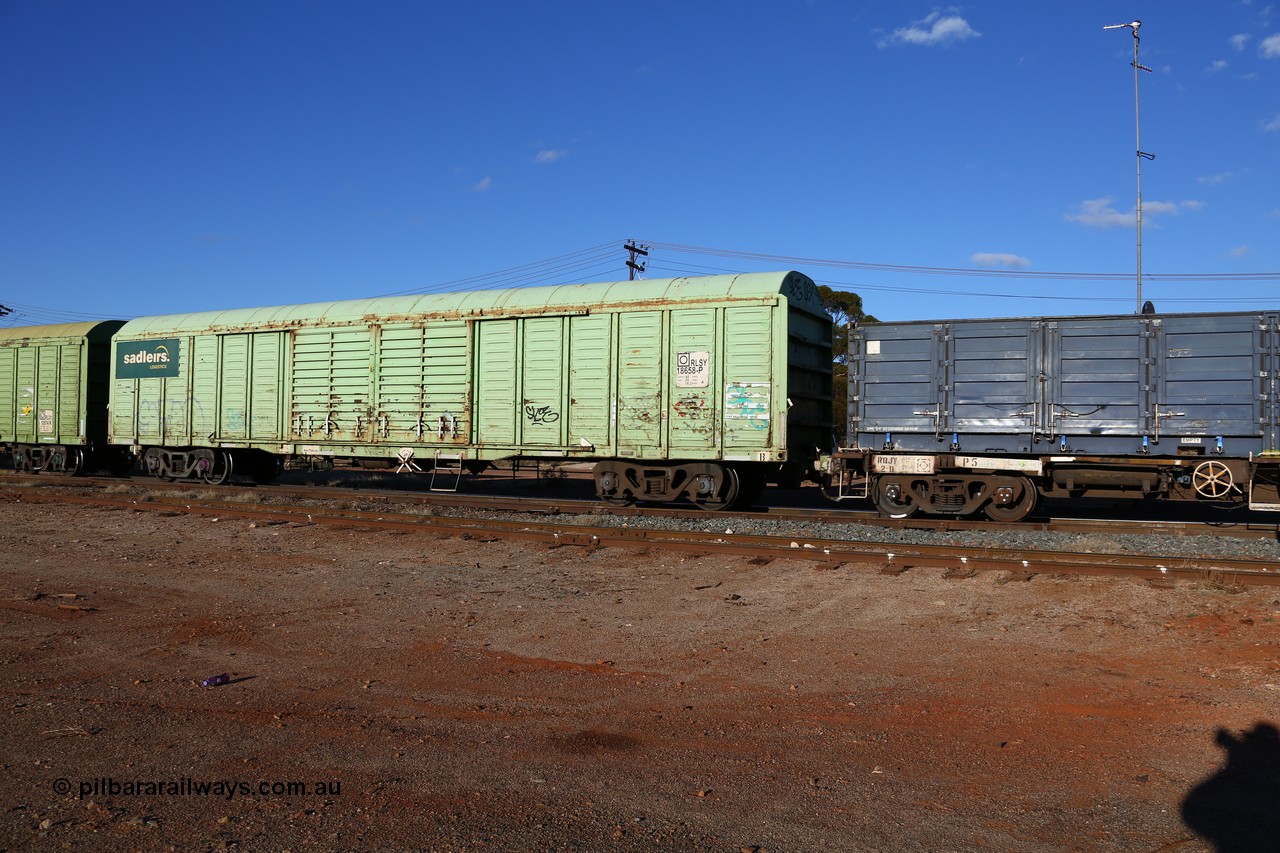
<box><xmin>0</xmin><ymin>305</ymin><xmax>12</xmax><ymax>318</ymax></box>
<box><xmin>1103</xmin><ymin>19</ymin><xmax>1155</xmax><ymax>314</ymax></box>
<box><xmin>624</xmin><ymin>240</ymin><xmax>649</xmax><ymax>280</ymax></box>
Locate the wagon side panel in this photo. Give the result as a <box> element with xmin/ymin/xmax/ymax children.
<box><xmin>854</xmin><ymin>323</ymin><xmax>941</xmax><ymax>445</ymax></box>
<box><xmin>474</xmin><ymin>319</ymin><xmax>518</xmax><ymax>449</ymax></box>
<box><xmin>520</xmin><ymin>316</ymin><xmax>566</xmax><ymax>448</ymax></box>
<box><xmin>667</xmin><ymin>308</ymin><xmax>718</xmax><ymax>455</ymax></box>
<box><xmin>0</xmin><ymin>346</ymin><xmax>15</xmax><ymax>442</ymax></box>
<box><xmin>616</xmin><ymin>311</ymin><xmax>663</xmax><ymax>457</ymax></box>
<box><xmin>1156</xmin><ymin>313</ymin><xmax>1263</xmax><ymax>446</ymax></box>
<box><xmin>289</xmin><ymin>327</ymin><xmax>372</xmax><ymax>446</ymax></box>
<box><xmin>567</xmin><ymin>314</ymin><xmax>614</xmax><ymax>455</ymax></box>
<box><xmin>722</xmin><ymin>305</ymin><xmax>775</xmax><ymax>457</ymax></box>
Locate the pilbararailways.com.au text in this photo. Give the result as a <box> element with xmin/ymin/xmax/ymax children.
<box><xmin>55</xmin><ymin>777</ymin><xmax>342</xmax><ymax>800</ymax></box>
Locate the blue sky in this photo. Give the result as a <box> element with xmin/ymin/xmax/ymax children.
<box><xmin>1</xmin><ymin>1</ymin><xmax>1277</xmax><ymax>325</ymax></box>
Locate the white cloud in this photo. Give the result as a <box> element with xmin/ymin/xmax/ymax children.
<box><xmin>1206</xmin><ymin>59</ymin><xmax>1228</xmax><ymax>74</ymax></box>
<box><xmin>877</xmin><ymin>10</ymin><xmax>980</xmax><ymax>48</ymax></box>
<box><xmin>1198</xmin><ymin>171</ymin><xmax>1234</xmax><ymax>185</ymax></box>
<box><xmin>1064</xmin><ymin>198</ymin><xmax>1134</xmax><ymax>228</ymax></box>
<box><xmin>1230</xmin><ymin>33</ymin><xmax>1250</xmax><ymax>52</ymax></box>
<box><xmin>1230</xmin><ymin>245</ymin><xmax>1253</xmax><ymax>258</ymax></box>
<box><xmin>1262</xmin><ymin>33</ymin><xmax>1280</xmax><ymax>58</ymax></box>
<box><xmin>535</xmin><ymin>149</ymin><xmax>568</xmax><ymax>164</ymax></box>
<box><xmin>1263</xmin><ymin>113</ymin><xmax>1280</xmax><ymax>131</ymax></box>
<box><xmin>1065</xmin><ymin>197</ymin><xmax>1200</xmax><ymax>228</ymax></box>
<box><xmin>471</xmin><ymin>176</ymin><xmax>492</xmax><ymax>192</ymax></box>
<box><xmin>971</xmin><ymin>252</ymin><xmax>1030</xmax><ymax>269</ymax></box>
<box><xmin>1137</xmin><ymin>201</ymin><xmax>1177</xmax><ymax>217</ymax></box>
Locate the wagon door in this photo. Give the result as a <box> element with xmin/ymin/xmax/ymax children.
<box><xmin>474</xmin><ymin>319</ymin><xmax>518</xmax><ymax>447</ymax></box>
<box><xmin>1265</xmin><ymin>314</ymin><xmax>1280</xmax><ymax>452</ymax></box>
<box><xmin>668</xmin><ymin>308</ymin><xmax>717</xmax><ymax>455</ymax></box>
<box><xmin>521</xmin><ymin>317</ymin><xmax>567</xmax><ymax>447</ymax></box>
<box><xmin>948</xmin><ymin>321</ymin><xmax>1037</xmax><ymax>442</ymax></box>
<box><xmin>0</xmin><ymin>346</ymin><xmax>15</xmax><ymax>441</ymax></box>
<box><xmin>1154</xmin><ymin>314</ymin><xmax>1263</xmax><ymax>443</ymax></box>
<box><xmin>854</xmin><ymin>324</ymin><xmax>944</xmax><ymax>443</ymax></box>
<box><xmin>567</xmin><ymin>314</ymin><xmax>614</xmax><ymax>455</ymax></box>
<box><xmin>290</xmin><ymin>327</ymin><xmax>372</xmax><ymax>445</ymax></box>
<box><xmin>723</xmin><ymin>305</ymin><xmax>774</xmax><ymax>454</ymax></box>
<box><xmin>1047</xmin><ymin>318</ymin><xmax>1147</xmax><ymax>440</ymax></box>
<box><xmin>14</xmin><ymin>347</ymin><xmax>39</xmax><ymax>443</ymax></box>
<box><xmin>375</xmin><ymin>321</ymin><xmax>471</xmax><ymax>448</ymax></box>
<box><xmin>617</xmin><ymin>311</ymin><xmax>663</xmax><ymax>456</ymax></box>
<box><xmin>219</xmin><ymin>332</ymin><xmax>285</xmax><ymax>442</ymax></box>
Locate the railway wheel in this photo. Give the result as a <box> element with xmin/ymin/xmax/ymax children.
<box><xmin>982</xmin><ymin>476</ymin><xmax>1037</xmax><ymax>522</ymax></box>
<box><xmin>690</xmin><ymin>467</ymin><xmax>739</xmax><ymax>511</ymax></box>
<box><xmin>874</xmin><ymin>479</ymin><xmax>918</xmax><ymax>519</ymax></box>
<box><xmin>1192</xmin><ymin>460</ymin><xmax>1234</xmax><ymax>499</ymax></box>
<box><xmin>199</xmin><ymin>450</ymin><xmax>234</xmax><ymax>485</ymax></box>
<box><xmin>594</xmin><ymin>465</ymin><xmax>635</xmax><ymax>507</ymax></box>
<box><xmin>206</xmin><ymin>448</ymin><xmax>234</xmax><ymax>481</ymax></box>
<box><xmin>65</xmin><ymin>448</ymin><xmax>85</xmax><ymax>476</ymax></box>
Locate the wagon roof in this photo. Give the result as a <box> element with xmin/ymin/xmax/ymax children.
<box><xmin>0</xmin><ymin>320</ymin><xmax>125</xmax><ymax>344</ymax></box>
<box><xmin>116</xmin><ymin>271</ymin><xmax>821</xmax><ymax>337</ymax></box>
<box><xmin>861</xmin><ymin>307</ymin><xmax>1278</xmax><ymax>327</ymax></box>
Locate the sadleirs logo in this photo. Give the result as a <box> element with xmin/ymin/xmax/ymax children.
<box><xmin>122</xmin><ymin>343</ymin><xmax>171</xmax><ymax>365</ymax></box>
<box><xmin>117</xmin><ymin>338</ymin><xmax>181</xmax><ymax>379</ymax></box>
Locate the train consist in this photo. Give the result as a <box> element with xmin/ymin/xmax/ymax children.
<box><xmin>0</xmin><ymin>320</ymin><xmax>128</xmax><ymax>475</ymax></box>
<box><xmin>1</xmin><ymin>272</ymin><xmax>833</xmax><ymax>510</ymax></box>
<box><xmin>821</xmin><ymin>309</ymin><xmax>1280</xmax><ymax>520</ymax></box>
<box><xmin>4</xmin><ymin>270</ymin><xmax>1279</xmax><ymax>519</ymax></box>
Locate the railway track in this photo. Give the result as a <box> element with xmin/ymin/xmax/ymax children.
<box><xmin>3</xmin><ymin>469</ymin><xmax>1279</xmax><ymax>541</ymax></box>
<box><xmin>5</xmin><ymin>476</ymin><xmax>1280</xmax><ymax>587</ymax></box>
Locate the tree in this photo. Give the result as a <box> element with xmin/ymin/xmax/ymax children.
<box><xmin>817</xmin><ymin>285</ymin><xmax>877</xmax><ymax>445</ymax></box>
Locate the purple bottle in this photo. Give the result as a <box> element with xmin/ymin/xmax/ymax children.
<box><xmin>201</xmin><ymin>673</ymin><xmax>230</xmax><ymax>688</ymax></box>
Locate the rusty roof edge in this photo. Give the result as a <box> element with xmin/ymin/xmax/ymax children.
<box><xmin>0</xmin><ymin>320</ymin><xmax>126</xmax><ymax>344</ymax></box>
<box><xmin>115</xmin><ymin>272</ymin><xmax>812</xmax><ymax>337</ymax></box>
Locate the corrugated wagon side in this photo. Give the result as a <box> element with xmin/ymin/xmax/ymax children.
<box><xmin>1</xmin><ymin>321</ymin><xmax>126</xmax><ymax>473</ymax></box>
<box><xmin>109</xmin><ymin>272</ymin><xmax>831</xmax><ymax>507</ymax></box>
<box><xmin>823</xmin><ymin>310</ymin><xmax>1280</xmax><ymax>519</ymax></box>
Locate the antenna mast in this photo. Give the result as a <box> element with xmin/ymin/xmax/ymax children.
<box><xmin>1103</xmin><ymin>19</ymin><xmax>1154</xmax><ymax>314</ymax></box>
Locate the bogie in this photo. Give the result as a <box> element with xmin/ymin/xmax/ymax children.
<box><xmin>593</xmin><ymin>461</ymin><xmax>753</xmax><ymax>511</ymax></box>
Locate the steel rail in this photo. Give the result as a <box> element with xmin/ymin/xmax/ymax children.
<box><xmin>6</xmin><ymin>488</ymin><xmax>1278</xmax><ymax>587</ymax></box>
<box><xmin>2</xmin><ymin>471</ymin><xmax>1278</xmax><ymax>541</ymax></box>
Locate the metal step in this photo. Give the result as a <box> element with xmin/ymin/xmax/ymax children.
<box><xmin>431</xmin><ymin>450</ymin><xmax>465</xmax><ymax>492</ymax></box>
<box><xmin>1248</xmin><ymin>476</ymin><xmax>1280</xmax><ymax>512</ymax></box>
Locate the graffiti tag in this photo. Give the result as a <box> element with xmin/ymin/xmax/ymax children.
<box><xmin>525</xmin><ymin>404</ymin><xmax>560</xmax><ymax>425</ymax></box>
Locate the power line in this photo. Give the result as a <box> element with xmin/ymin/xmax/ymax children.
<box><xmin>6</xmin><ymin>236</ymin><xmax>1273</xmax><ymax>330</ymax></box>
<box><xmin>645</xmin><ymin>240</ymin><xmax>1280</xmax><ymax>283</ymax></box>
<box><xmin>380</xmin><ymin>241</ymin><xmax>621</xmax><ymax>296</ymax></box>
<box><xmin>0</xmin><ymin>302</ymin><xmax>130</xmax><ymax>326</ymax></box>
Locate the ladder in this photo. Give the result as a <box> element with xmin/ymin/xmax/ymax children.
<box><xmin>833</xmin><ymin>455</ymin><xmax>870</xmax><ymax>501</ymax></box>
<box><xmin>431</xmin><ymin>450</ymin><xmax>465</xmax><ymax>492</ymax></box>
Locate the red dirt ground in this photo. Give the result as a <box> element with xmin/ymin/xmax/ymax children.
<box><xmin>2</xmin><ymin>496</ymin><xmax>1278</xmax><ymax>851</ymax></box>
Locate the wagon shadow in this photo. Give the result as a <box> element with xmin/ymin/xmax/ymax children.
<box><xmin>1181</xmin><ymin>722</ymin><xmax>1280</xmax><ymax>852</ymax></box>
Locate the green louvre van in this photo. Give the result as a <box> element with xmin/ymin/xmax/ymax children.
<box><xmin>109</xmin><ymin>272</ymin><xmax>832</xmax><ymax>508</ymax></box>
<box><xmin>0</xmin><ymin>320</ymin><xmax>126</xmax><ymax>473</ymax></box>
